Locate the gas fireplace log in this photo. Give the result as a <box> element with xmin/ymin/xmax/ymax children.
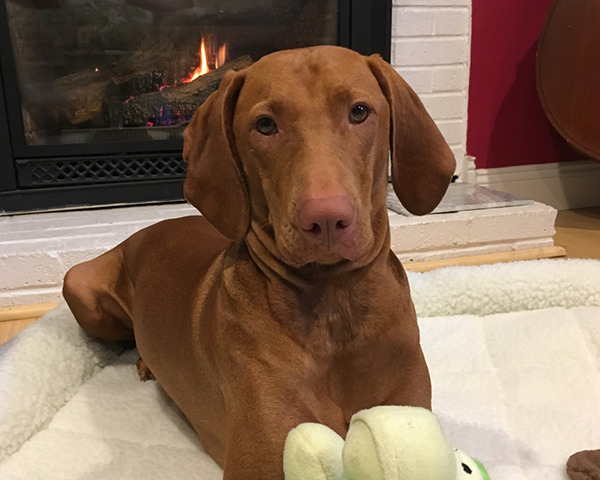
<box><xmin>117</xmin><ymin>55</ymin><xmax>253</xmax><ymax>127</ymax></box>
<box><xmin>109</xmin><ymin>39</ymin><xmax>193</xmax><ymax>98</ymax></box>
<box><xmin>52</xmin><ymin>38</ymin><xmax>194</xmax><ymax>127</ymax></box>
<box><xmin>53</xmin><ymin>71</ymin><xmax>112</xmax><ymax>126</ymax></box>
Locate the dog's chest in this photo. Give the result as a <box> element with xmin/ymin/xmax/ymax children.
<box><xmin>292</xmin><ymin>283</ymin><xmax>373</xmax><ymax>348</ymax></box>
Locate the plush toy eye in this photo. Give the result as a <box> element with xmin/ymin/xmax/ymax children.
<box><xmin>349</xmin><ymin>104</ymin><xmax>369</xmax><ymax>124</ymax></box>
<box><xmin>462</xmin><ymin>463</ymin><xmax>473</xmax><ymax>474</ymax></box>
<box><xmin>256</xmin><ymin>116</ymin><xmax>278</xmax><ymax>135</ymax></box>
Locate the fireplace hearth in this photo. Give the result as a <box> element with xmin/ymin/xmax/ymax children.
<box><xmin>0</xmin><ymin>0</ymin><xmax>391</xmax><ymax>213</ymax></box>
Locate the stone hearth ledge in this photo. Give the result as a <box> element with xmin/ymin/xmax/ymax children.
<box><xmin>0</xmin><ymin>200</ymin><xmax>558</xmax><ymax>307</ymax></box>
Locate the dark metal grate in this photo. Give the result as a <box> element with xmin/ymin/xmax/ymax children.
<box><xmin>16</xmin><ymin>154</ymin><xmax>187</xmax><ymax>187</ymax></box>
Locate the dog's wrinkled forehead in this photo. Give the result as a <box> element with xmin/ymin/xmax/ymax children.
<box><xmin>240</xmin><ymin>46</ymin><xmax>381</xmax><ymax>103</ymax></box>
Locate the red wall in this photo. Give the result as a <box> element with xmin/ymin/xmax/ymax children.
<box><xmin>467</xmin><ymin>0</ymin><xmax>585</xmax><ymax>169</ymax></box>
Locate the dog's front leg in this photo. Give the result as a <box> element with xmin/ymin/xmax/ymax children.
<box><xmin>220</xmin><ymin>385</ymin><xmax>346</xmax><ymax>480</ymax></box>
<box><xmin>221</xmin><ymin>411</ymin><xmax>299</xmax><ymax>480</ymax></box>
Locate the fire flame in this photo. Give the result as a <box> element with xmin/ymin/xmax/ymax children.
<box><xmin>216</xmin><ymin>43</ymin><xmax>227</xmax><ymax>69</ymax></box>
<box><xmin>137</xmin><ymin>37</ymin><xmax>227</xmax><ymax>127</ymax></box>
<box><xmin>183</xmin><ymin>37</ymin><xmax>227</xmax><ymax>83</ymax></box>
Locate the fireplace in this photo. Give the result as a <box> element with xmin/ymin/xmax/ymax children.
<box><xmin>0</xmin><ymin>0</ymin><xmax>391</xmax><ymax>214</ymax></box>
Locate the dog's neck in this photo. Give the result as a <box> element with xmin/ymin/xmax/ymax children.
<box><xmin>241</xmin><ymin>214</ymin><xmax>401</xmax><ymax>349</ymax></box>
<box><xmin>244</xmin><ymin>211</ymin><xmax>391</xmax><ymax>291</ymax></box>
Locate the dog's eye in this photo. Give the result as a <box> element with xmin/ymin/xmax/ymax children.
<box><xmin>256</xmin><ymin>116</ymin><xmax>278</xmax><ymax>135</ymax></box>
<box><xmin>349</xmin><ymin>104</ymin><xmax>369</xmax><ymax>124</ymax></box>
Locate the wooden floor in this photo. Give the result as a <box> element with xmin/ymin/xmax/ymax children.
<box><xmin>0</xmin><ymin>303</ymin><xmax>58</xmax><ymax>345</ymax></box>
<box><xmin>1</xmin><ymin>207</ymin><xmax>599</xmax><ymax>346</ymax></box>
<box><xmin>553</xmin><ymin>207</ymin><xmax>600</xmax><ymax>261</ymax></box>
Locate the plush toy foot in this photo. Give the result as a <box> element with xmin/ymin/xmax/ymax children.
<box><xmin>284</xmin><ymin>406</ymin><xmax>491</xmax><ymax>480</ymax></box>
<box><xmin>343</xmin><ymin>406</ymin><xmax>457</xmax><ymax>480</ymax></box>
<box><xmin>284</xmin><ymin>423</ymin><xmax>345</xmax><ymax>480</ymax></box>
<box><xmin>455</xmin><ymin>448</ymin><xmax>491</xmax><ymax>480</ymax></box>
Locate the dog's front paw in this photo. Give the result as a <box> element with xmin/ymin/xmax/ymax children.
<box><xmin>136</xmin><ymin>357</ymin><xmax>155</xmax><ymax>382</ymax></box>
<box><xmin>284</xmin><ymin>423</ymin><xmax>345</xmax><ymax>480</ymax></box>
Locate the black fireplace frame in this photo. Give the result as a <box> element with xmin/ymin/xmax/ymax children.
<box><xmin>0</xmin><ymin>0</ymin><xmax>391</xmax><ymax>214</ymax></box>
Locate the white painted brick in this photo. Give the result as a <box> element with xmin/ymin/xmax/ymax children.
<box><xmin>389</xmin><ymin>202</ymin><xmax>557</xmax><ymax>262</ymax></box>
<box><xmin>420</xmin><ymin>92</ymin><xmax>468</xmax><ymax>120</ymax></box>
<box><xmin>392</xmin><ymin>37</ymin><xmax>469</xmax><ymax>66</ymax></box>
<box><xmin>394</xmin><ymin>0</ymin><xmax>470</xmax><ymax>6</ymax></box>
<box><xmin>392</xmin><ymin>8</ymin><xmax>434</xmax><ymax>37</ymax></box>
<box><xmin>391</xmin><ymin>1</ymin><xmax>471</xmax><ymax>176</ymax></box>
<box><xmin>394</xmin><ymin>67</ymin><xmax>433</xmax><ymax>93</ymax></box>
<box><xmin>0</xmin><ymin>286</ymin><xmax>63</xmax><ymax>308</ymax></box>
<box><xmin>433</xmin><ymin>8</ymin><xmax>470</xmax><ymax>35</ymax></box>
<box><xmin>436</xmin><ymin>119</ymin><xmax>468</xmax><ymax>145</ymax></box>
<box><xmin>431</xmin><ymin>64</ymin><xmax>469</xmax><ymax>92</ymax></box>
<box><xmin>0</xmin><ymin>252</ymin><xmax>63</xmax><ymax>290</ymax></box>
<box><xmin>395</xmin><ymin>65</ymin><xmax>470</xmax><ymax>96</ymax></box>
<box><xmin>450</xmin><ymin>146</ymin><xmax>465</xmax><ymax>165</ymax></box>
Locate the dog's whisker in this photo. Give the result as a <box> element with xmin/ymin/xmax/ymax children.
<box><xmin>257</xmin><ymin>220</ymin><xmax>273</xmax><ymax>232</ymax></box>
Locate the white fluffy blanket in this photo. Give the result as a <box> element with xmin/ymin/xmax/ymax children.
<box><xmin>1</xmin><ymin>259</ymin><xmax>600</xmax><ymax>480</ymax></box>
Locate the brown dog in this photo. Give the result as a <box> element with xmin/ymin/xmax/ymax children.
<box><xmin>63</xmin><ymin>46</ymin><xmax>455</xmax><ymax>479</ymax></box>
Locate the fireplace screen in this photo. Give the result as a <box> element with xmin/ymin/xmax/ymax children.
<box><xmin>0</xmin><ymin>0</ymin><xmax>391</xmax><ymax>213</ymax></box>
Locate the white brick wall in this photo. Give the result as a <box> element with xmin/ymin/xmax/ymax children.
<box><xmin>391</xmin><ymin>0</ymin><xmax>472</xmax><ymax>174</ymax></box>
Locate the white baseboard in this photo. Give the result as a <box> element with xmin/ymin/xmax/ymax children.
<box><xmin>474</xmin><ymin>160</ymin><xmax>600</xmax><ymax>210</ymax></box>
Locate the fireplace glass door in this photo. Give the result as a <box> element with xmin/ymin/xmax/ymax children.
<box><xmin>8</xmin><ymin>0</ymin><xmax>339</xmax><ymax>146</ymax></box>
<box><xmin>0</xmin><ymin>0</ymin><xmax>391</xmax><ymax>213</ymax></box>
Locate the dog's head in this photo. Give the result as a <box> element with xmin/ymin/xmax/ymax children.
<box><xmin>183</xmin><ymin>46</ymin><xmax>454</xmax><ymax>268</ymax></box>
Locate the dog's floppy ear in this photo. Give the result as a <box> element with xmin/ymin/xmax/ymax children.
<box><xmin>183</xmin><ymin>70</ymin><xmax>249</xmax><ymax>241</ymax></box>
<box><xmin>368</xmin><ymin>55</ymin><xmax>455</xmax><ymax>215</ymax></box>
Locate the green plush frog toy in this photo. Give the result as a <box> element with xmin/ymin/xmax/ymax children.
<box><xmin>284</xmin><ymin>406</ymin><xmax>490</xmax><ymax>480</ymax></box>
